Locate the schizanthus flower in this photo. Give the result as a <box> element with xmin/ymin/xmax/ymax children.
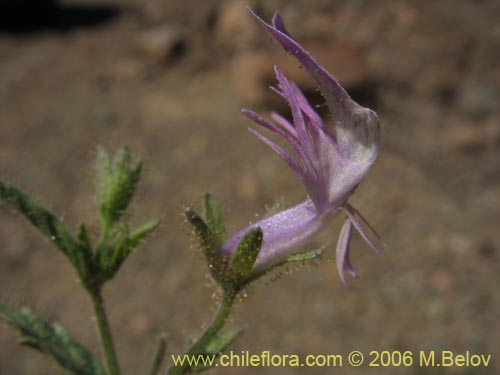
<box><xmin>221</xmin><ymin>9</ymin><xmax>387</xmax><ymax>286</ymax></box>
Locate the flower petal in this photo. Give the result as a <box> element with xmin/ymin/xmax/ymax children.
<box><xmin>270</xmin><ymin>112</ymin><xmax>297</xmax><ymax>138</ymax></box>
<box><xmin>336</xmin><ymin>218</ymin><xmax>358</xmax><ymax>287</ymax></box>
<box><xmin>348</xmin><ymin>203</ymin><xmax>389</xmax><ymax>251</ymax></box>
<box><xmin>221</xmin><ymin>200</ymin><xmax>323</xmax><ymax>273</ymax></box>
<box><xmin>340</xmin><ymin>204</ymin><xmax>385</xmax><ymax>255</ymax></box>
<box><xmin>242</xmin><ymin>108</ymin><xmax>297</xmax><ymax>145</ymax></box>
<box><xmin>248</xmin><ymin>127</ymin><xmax>303</xmax><ymax>176</ymax></box>
<box><xmin>249</xmin><ymin>8</ymin><xmax>381</xmax><ymax>164</ymax></box>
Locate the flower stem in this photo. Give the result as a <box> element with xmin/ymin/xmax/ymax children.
<box><xmin>90</xmin><ymin>290</ymin><xmax>121</xmax><ymax>375</ymax></box>
<box><xmin>168</xmin><ymin>290</ymin><xmax>235</xmax><ymax>375</ymax></box>
<box><xmin>149</xmin><ymin>334</ymin><xmax>168</xmax><ymax>375</ymax></box>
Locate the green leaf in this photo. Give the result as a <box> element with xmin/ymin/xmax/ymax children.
<box><xmin>129</xmin><ymin>219</ymin><xmax>160</xmax><ymax>249</ymax></box>
<box><xmin>76</xmin><ymin>222</ymin><xmax>92</xmax><ymax>252</ymax></box>
<box><xmin>0</xmin><ymin>179</ymin><xmax>81</xmax><ymax>268</ymax></box>
<box><xmin>0</xmin><ymin>304</ymin><xmax>106</xmax><ymax>375</ymax></box>
<box><xmin>73</xmin><ymin>222</ymin><xmax>96</xmax><ymax>288</ymax></box>
<box><xmin>228</xmin><ymin>227</ymin><xmax>263</xmax><ymax>284</ymax></box>
<box><xmin>98</xmin><ymin>220</ymin><xmax>160</xmax><ymax>283</ymax></box>
<box><xmin>204</xmin><ymin>193</ymin><xmax>227</xmax><ymax>245</ymax></box>
<box><xmin>96</xmin><ymin>146</ymin><xmax>142</xmax><ymax>234</ymax></box>
<box><xmin>185</xmin><ymin>208</ymin><xmax>225</xmax><ymax>282</ymax></box>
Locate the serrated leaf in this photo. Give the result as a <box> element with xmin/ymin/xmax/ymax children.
<box><xmin>0</xmin><ymin>179</ymin><xmax>82</xmax><ymax>269</ymax></box>
<box><xmin>204</xmin><ymin>193</ymin><xmax>226</xmax><ymax>245</ymax></box>
<box><xmin>185</xmin><ymin>208</ymin><xmax>225</xmax><ymax>283</ymax></box>
<box><xmin>0</xmin><ymin>304</ymin><xmax>106</xmax><ymax>375</ymax></box>
<box><xmin>228</xmin><ymin>227</ymin><xmax>263</xmax><ymax>283</ymax></box>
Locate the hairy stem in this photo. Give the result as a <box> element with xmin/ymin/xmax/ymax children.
<box><xmin>90</xmin><ymin>290</ymin><xmax>121</xmax><ymax>375</ymax></box>
<box><xmin>168</xmin><ymin>290</ymin><xmax>235</xmax><ymax>374</ymax></box>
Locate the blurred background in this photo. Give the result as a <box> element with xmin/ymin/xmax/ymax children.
<box><xmin>1</xmin><ymin>0</ymin><xmax>499</xmax><ymax>374</ymax></box>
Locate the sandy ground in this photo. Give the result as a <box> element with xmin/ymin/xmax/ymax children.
<box><xmin>1</xmin><ymin>1</ymin><xmax>500</xmax><ymax>374</ymax></box>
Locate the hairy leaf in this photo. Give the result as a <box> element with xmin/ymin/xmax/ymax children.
<box><xmin>0</xmin><ymin>304</ymin><xmax>106</xmax><ymax>375</ymax></box>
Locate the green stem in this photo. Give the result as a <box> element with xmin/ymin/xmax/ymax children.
<box><xmin>149</xmin><ymin>335</ymin><xmax>168</xmax><ymax>375</ymax></box>
<box><xmin>90</xmin><ymin>290</ymin><xmax>121</xmax><ymax>375</ymax></box>
<box><xmin>168</xmin><ymin>290</ymin><xmax>235</xmax><ymax>375</ymax></box>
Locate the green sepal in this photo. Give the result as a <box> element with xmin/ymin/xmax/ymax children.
<box><xmin>0</xmin><ymin>179</ymin><xmax>83</xmax><ymax>274</ymax></box>
<box><xmin>246</xmin><ymin>247</ymin><xmax>324</xmax><ymax>284</ymax></box>
<box><xmin>0</xmin><ymin>304</ymin><xmax>106</xmax><ymax>375</ymax></box>
<box><xmin>185</xmin><ymin>207</ymin><xmax>225</xmax><ymax>283</ymax></box>
<box><xmin>204</xmin><ymin>193</ymin><xmax>227</xmax><ymax>247</ymax></box>
<box><xmin>95</xmin><ymin>146</ymin><xmax>142</xmax><ymax>236</ymax></box>
<box><xmin>227</xmin><ymin>227</ymin><xmax>263</xmax><ymax>285</ymax></box>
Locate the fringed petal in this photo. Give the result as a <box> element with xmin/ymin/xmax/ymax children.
<box><xmin>270</xmin><ymin>112</ymin><xmax>297</xmax><ymax>138</ymax></box>
<box><xmin>249</xmin><ymin>7</ymin><xmax>381</xmax><ymax>164</ymax></box>
<box><xmin>242</xmin><ymin>108</ymin><xmax>297</xmax><ymax>144</ymax></box>
<box><xmin>248</xmin><ymin>127</ymin><xmax>303</xmax><ymax>176</ymax></box>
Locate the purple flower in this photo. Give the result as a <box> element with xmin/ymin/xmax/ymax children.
<box><xmin>221</xmin><ymin>9</ymin><xmax>387</xmax><ymax>287</ymax></box>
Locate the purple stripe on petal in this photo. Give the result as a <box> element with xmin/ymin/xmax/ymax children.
<box><xmin>248</xmin><ymin>127</ymin><xmax>303</xmax><ymax>176</ymax></box>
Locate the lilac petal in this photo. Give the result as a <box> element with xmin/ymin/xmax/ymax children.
<box><xmin>273</xmin><ymin>67</ymin><xmax>321</xmax><ymax>178</ymax></box>
<box><xmin>273</xmin><ymin>66</ymin><xmax>310</xmax><ymax>147</ymax></box>
<box><xmin>289</xmin><ymin>82</ymin><xmax>324</xmax><ymax>130</ymax></box>
<box><xmin>221</xmin><ymin>200</ymin><xmax>323</xmax><ymax>273</ymax></box>
<box><xmin>242</xmin><ymin>108</ymin><xmax>297</xmax><ymax>145</ymax></box>
<box><xmin>340</xmin><ymin>205</ymin><xmax>383</xmax><ymax>255</ymax></box>
<box><xmin>249</xmin><ymin>8</ymin><xmax>381</xmax><ymax>163</ymax></box>
<box><xmin>248</xmin><ymin>127</ymin><xmax>303</xmax><ymax>176</ymax></box>
<box><xmin>271</xmin><ymin>11</ymin><xmax>290</xmax><ymax>36</ymax></box>
<box><xmin>348</xmin><ymin>203</ymin><xmax>389</xmax><ymax>251</ymax></box>
<box><xmin>244</xmin><ymin>107</ymin><xmax>316</xmax><ymax>179</ymax></box>
<box><xmin>270</xmin><ymin>112</ymin><xmax>297</xmax><ymax>138</ymax></box>
<box><xmin>249</xmin><ymin>8</ymin><xmax>350</xmax><ymax>120</ymax></box>
<box><xmin>336</xmin><ymin>218</ymin><xmax>358</xmax><ymax>287</ymax></box>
